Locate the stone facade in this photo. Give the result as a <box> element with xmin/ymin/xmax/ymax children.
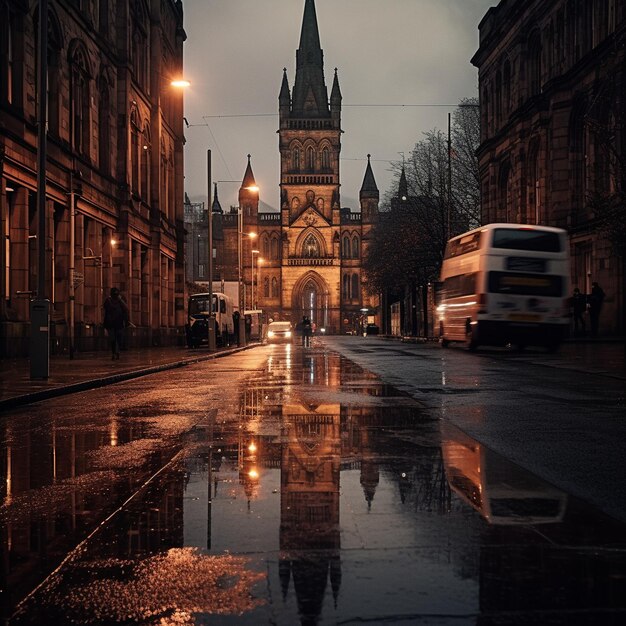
<box><xmin>472</xmin><ymin>0</ymin><xmax>625</xmax><ymax>334</ymax></box>
<box><xmin>206</xmin><ymin>0</ymin><xmax>380</xmax><ymax>335</ymax></box>
<box><xmin>0</xmin><ymin>0</ymin><xmax>187</xmax><ymax>356</ymax></box>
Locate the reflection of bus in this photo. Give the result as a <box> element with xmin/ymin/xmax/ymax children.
<box><xmin>441</xmin><ymin>423</ymin><xmax>567</xmax><ymax>525</ymax></box>
<box><xmin>437</xmin><ymin>223</ymin><xmax>570</xmax><ymax>351</ymax></box>
<box><xmin>186</xmin><ymin>292</ymin><xmax>235</xmax><ymax>347</ymax></box>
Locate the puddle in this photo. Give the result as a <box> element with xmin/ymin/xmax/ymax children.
<box><xmin>4</xmin><ymin>346</ymin><xmax>626</xmax><ymax>624</ymax></box>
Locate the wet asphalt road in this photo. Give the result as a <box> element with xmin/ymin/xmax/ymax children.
<box><xmin>1</xmin><ymin>337</ymin><xmax>625</xmax><ymax>624</ymax></box>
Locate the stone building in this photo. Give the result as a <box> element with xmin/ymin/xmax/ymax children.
<box><xmin>209</xmin><ymin>0</ymin><xmax>380</xmax><ymax>334</ymax></box>
<box><xmin>472</xmin><ymin>0</ymin><xmax>625</xmax><ymax>334</ymax></box>
<box><xmin>0</xmin><ymin>0</ymin><xmax>187</xmax><ymax>356</ymax></box>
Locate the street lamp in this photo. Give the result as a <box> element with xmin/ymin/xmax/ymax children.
<box><xmin>251</xmin><ymin>249</ymin><xmax>259</xmax><ymax>310</ymax></box>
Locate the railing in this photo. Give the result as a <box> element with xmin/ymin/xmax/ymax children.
<box><xmin>284</xmin><ymin>175</ymin><xmax>335</xmax><ymax>185</ymax></box>
<box><xmin>287</xmin><ymin>257</ymin><xmax>335</xmax><ymax>266</ymax></box>
<box><xmin>259</xmin><ymin>213</ymin><xmax>281</xmax><ymax>223</ymax></box>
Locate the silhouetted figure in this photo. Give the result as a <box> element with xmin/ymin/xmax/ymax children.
<box><xmin>571</xmin><ymin>287</ymin><xmax>587</xmax><ymax>336</ymax></box>
<box><xmin>302</xmin><ymin>316</ymin><xmax>312</xmax><ymax>347</ymax></box>
<box><xmin>588</xmin><ymin>282</ymin><xmax>605</xmax><ymax>337</ymax></box>
<box><xmin>103</xmin><ymin>288</ymin><xmax>129</xmax><ymax>359</ymax></box>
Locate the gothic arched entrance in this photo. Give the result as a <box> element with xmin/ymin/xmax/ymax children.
<box><xmin>293</xmin><ymin>272</ymin><xmax>329</xmax><ymax>329</ymax></box>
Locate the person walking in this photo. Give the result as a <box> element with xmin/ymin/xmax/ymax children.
<box><xmin>588</xmin><ymin>282</ymin><xmax>605</xmax><ymax>337</ymax></box>
<box><xmin>571</xmin><ymin>287</ymin><xmax>587</xmax><ymax>336</ymax></box>
<box><xmin>103</xmin><ymin>288</ymin><xmax>129</xmax><ymax>359</ymax></box>
<box><xmin>302</xmin><ymin>316</ymin><xmax>312</xmax><ymax>347</ymax></box>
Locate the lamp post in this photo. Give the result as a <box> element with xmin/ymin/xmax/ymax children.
<box><xmin>31</xmin><ymin>0</ymin><xmax>49</xmax><ymax>379</ymax></box>
<box><xmin>251</xmin><ymin>249</ymin><xmax>259</xmax><ymax>310</ymax></box>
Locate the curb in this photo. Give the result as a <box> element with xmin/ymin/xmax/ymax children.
<box><xmin>0</xmin><ymin>343</ymin><xmax>259</xmax><ymax>413</ymax></box>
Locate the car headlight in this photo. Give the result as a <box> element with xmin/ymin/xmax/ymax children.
<box><xmin>285</xmin><ymin>331</ymin><xmax>292</xmax><ymax>337</ymax></box>
<box><xmin>320</xmin><ymin>327</ymin><xmax>326</xmax><ymax>333</ymax></box>
<box><xmin>267</xmin><ymin>331</ymin><xmax>275</xmax><ymax>338</ymax></box>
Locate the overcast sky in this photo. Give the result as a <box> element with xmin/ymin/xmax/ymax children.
<box><xmin>182</xmin><ymin>0</ymin><xmax>496</xmax><ymax>211</ymax></box>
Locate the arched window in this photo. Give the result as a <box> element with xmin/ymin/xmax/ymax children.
<box><xmin>292</xmin><ymin>147</ymin><xmax>300</xmax><ymax>171</ymax></box>
<box><xmin>351</xmin><ymin>274</ymin><xmax>360</xmax><ymax>302</ymax></box>
<box><xmin>495</xmin><ymin>69</ymin><xmax>502</xmax><ymax>124</ymax></box>
<box><xmin>271</xmin><ymin>236</ymin><xmax>279</xmax><ymax>260</ymax></box>
<box><xmin>321</xmin><ymin>146</ymin><xmax>330</xmax><ymax>170</ymax></box>
<box><xmin>527</xmin><ymin>140</ymin><xmax>541</xmax><ymax>224</ymax></box>
<box><xmin>131</xmin><ymin>2</ymin><xmax>149</xmax><ymax>88</ymax></box>
<box><xmin>342</xmin><ymin>235</ymin><xmax>350</xmax><ymax>258</ymax></box>
<box><xmin>70</xmin><ymin>45</ymin><xmax>91</xmax><ymax>155</ymax></box>
<box><xmin>262</xmin><ymin>234</ymin><xmax>270</xmax><ymax>258</ymax></box>
<box><xmin>528</xmin><ymin>30</ymin><xmax>542</xmax><ymax>96</ymax></box>
<box><xmin>503</xmin><ymin>59</ymin><xmax>511</xmax><ymax>115</ymax></box>
<box><xmin>351</xmin><ymin>235</ymin><xmax>359</xmax><ymax>258</ymax></box>
<box><xmin>264</xmin><ymin>277</ymin><xmax>270</xmax><ymax>298</ymax></box>
<box><xmin>271</xmin><ymin>276</ymin><xmax>279</xmax><ymax>297</ymax></box>
<box><xmin>343</xmin><ymin>274</ymin><xmax>350</xmax><ymax>299</ymax></box>
<box><xmin>498</xmin><ymin>161</ymin><xmax>512</xmax><ymax>222</ymax></box>
<box><xmin>569</xmin><ymin>100</ymin><xmax>588</xmax><ymax>217</ymax></box>
<box><xmin>98</xmin><ymin>76</ymin><xmax>110</xmax><ymax>175</ymax></box>
<box><xmin>141</xmin><ymin>123</ymin><xmax>151</xmax><ymax>201</ymax></box>
<box><xmin>306</xmin><ymin>146</ymin><xmax>315</xmax><ymax>171</ymax></box>
<box><xmin>130</xmin><ymin>109</ymin><xmax>140</xmax><ymax>192</ymax></box>
<box><xmin>302</xmin><ymin>233</ymin><xmax>320</xmax><ymax>258</ymax></box>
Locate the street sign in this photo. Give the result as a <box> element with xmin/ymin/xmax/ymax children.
<box><xmin>72</xmin><ymin>271</ymin><xmax>84</xmax><ymax>288</ymax></box>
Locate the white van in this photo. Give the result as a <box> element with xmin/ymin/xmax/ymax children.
<box><xmin>437</xmin><ymin>223</ymin><xmax>570</xmax><ymax>351</ymax></box>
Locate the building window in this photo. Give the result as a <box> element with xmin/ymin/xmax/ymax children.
<box><xmin>351</xmin><ymin>235</ymin><xmax>359</xmax><ymax>258</ymax></box>
<box><xmin>141</xmin><ymin>124</ymin><xmax>151</xmax><ymax>201</ymax></box>
<box><xmin>262</xmin><ymin>234</ymin><xmax>270</xmax><ymax>258</ymax></box>
<box><xmin>264</xmin><ymin>277</ymin><xmax>270</xmax><ymax>298</ymax></box>
<box><xmin>271</xmin><ymin>236</ymin><xmax>279</xmax><ymax>260</ymax></box>
<box><xmin>292</xmin><ymin>147</ymin><xmax>300</xmax><ymax>171</ymax></box>
<box><xmin>495</xmin><ymin>69</ymin><xmax>502</xmax><ymax>124</ymax></box>
<box><xmin>342</xmin><ymin>235</ymin><xmax>350</xmax><ymax>258</ymax></box>
<box><xmin>271</xmin><ymin>276</ymin><xmax>279</xmax><ymax>298</ymax></box>
<box><xmin>99</xmin><ymin>0</ymin><xmax>109</xmax><ymax>36</ymax></box>
<box><xmin>528</xmin><ymin>30</ymin><xmax>542</xmax><ymax>96</ymax></box>
<box><xmin>498</xmin><ymin>161</ymin><xmax>512</xmax><ymax>222</ymax></box>
<box><xmin>306</xmin><ymin>146</ymin><xmax>315</xmax><ymax>171</ymax></box>
<box><xmin>130</xmin><ymin>109</ymin><xmax>140</xmax><ymax>192</ymax></box>
<box><xmin>351</xmin><ymin>273</ymin><xmax>360</xmax><ymax>302</ymax></box>
<box><xmin>98</xmin><ymin>77</ymin><xmax>110</xmax><ymax>175</ymax></box>
<box><xmin>302</xmin><ymin>233</ymin><xmax>320</xmax><ymax>258</ymax></box>
<box><xmin>503</xmin><ymin>59</ymin><xmax>511</xmax><ymax>115</ymax></box>
<box><xmin>70</xmin><ymin>45</ymin><xmax>91</xmax><ymax>156</ymax></box>
<box><xmin>321</xmin><ymin>146</ymin><xmax>330</xmax><ymax>169</ymax></box>
<box><xmin>527</xmin><ymin>140</ymin><xmax>541</xmax><ymax>224</ymax></box>
<box><xmin>343</xmin><ymin>274</ymin><xmax>350</xmax><ymax>299</ymax></box>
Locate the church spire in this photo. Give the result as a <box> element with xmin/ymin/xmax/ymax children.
<box><xmin>360</xmin><ymin>155</ymin><xmax>379</xmax><ymax>200</ymax></box>
<box><xmin>398</xmin><ymin>165</ymin><xmax>408</xmax><ymax>200</ymax></box>
<box><xmin>291</xmin><ymin>0</ymin><xmax>329</xmax><ymax>118</ymax></box>
<box><xmin>241</xmin><ymin>154</ymin><xmax>257</xmax><ymax>190</ymax></box>
<box><xmin>212</xmin><ymin>182</ymin><xmax>223</xmax><ymax>213</ymax></box>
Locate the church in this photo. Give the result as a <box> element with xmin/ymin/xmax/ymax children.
<box><xmin>209</xmin><ymin>0</ymin><xmax>380</xmax><ymax>335</ymax></box>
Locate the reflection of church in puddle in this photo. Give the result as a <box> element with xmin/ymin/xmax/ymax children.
<box><xmin>236</xmin><ymin>350</ymin><xmax>386</xmax><ymax>623</ymax></box>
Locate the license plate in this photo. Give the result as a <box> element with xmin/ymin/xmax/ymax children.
<box><xmin>509</xmin><ymin>313</ymin><xmax>541</xmax><ymax>322</ymax></box>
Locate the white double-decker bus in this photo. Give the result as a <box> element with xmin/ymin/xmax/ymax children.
<box><xmin>437</xmin><ymin>223</ymin><xmax>570</xmax><ymax>351</ymax></box>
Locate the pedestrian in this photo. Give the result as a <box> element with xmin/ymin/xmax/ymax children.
<box><xmin>302</xmin><ymin>316</ymin><xmax>312</xmax><ymax>347</ymax></box>
<box><xmin>571</xmin><ymin>287</ymin><xmax>587</xmax><ymax>336</ymax></box>
<box><xmin>103</xmin><ymin>287</ymin><xmax>129</xmax><ymax>360</ymax></box>
<box><xmin>588</xmin><ymin>281</ymin><xmax>605</xmax><ymax>337</ymax></box>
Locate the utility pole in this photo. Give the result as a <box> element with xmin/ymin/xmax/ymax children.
<box><xmin>447</xmin><ymin>112</ymin><xmax>452</xmax><ymax>243</ymax></box>
<box><xmin>31</xmin><ymin>0</ymin><xmax>50</xmax><ymax>379</ymax></box>
<box><xmin>207</xmin><ymin>149</ymin><xmax>216</xmax><ymax>350</ymax></box>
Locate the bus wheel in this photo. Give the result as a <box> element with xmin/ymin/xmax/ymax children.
<box><xmin>466</xmin><ymin>321</ymin><xmax>478</xmax><ymax>351</ymax></box>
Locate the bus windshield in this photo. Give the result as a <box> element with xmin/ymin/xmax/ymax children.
<box><xmin>492</xmin><ymin>228</ymin><xmax>562</xmax><ymax>252</ymax></box>
<box><xmin>189</xmin><ymin>295</ymin><xmax>215</xmax><ymax>315</ymax></box>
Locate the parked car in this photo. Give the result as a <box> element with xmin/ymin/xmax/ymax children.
<box><xmin>266</xmin><ymin>321</ymin><xmax>294</xmax><ymax>344</ymax></box>
<box><xmin>365</xmin><ymin>323</ymin><xmax>380</xmax><ymax>336</ymax></box>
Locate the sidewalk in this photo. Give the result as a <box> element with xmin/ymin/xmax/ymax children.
<box><xmin>0</xmin><ymin>343</ymin><xmax>257</xmax><ymax>412</ymax></box>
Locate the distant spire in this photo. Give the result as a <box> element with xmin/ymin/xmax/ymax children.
<box><xmin>242</xmin><ymin>154</ymin><xmax>257</xmax><ymax>190</ymax></box>
<box><xmin>212</xmin><ymin>183</ymin><xmax>223</xmax><ymax>213</ymax></box>
<box><xmin>398</xmin><ymin>166</ymin><xmax>408</xmax><ymax>200</ymax></box>
<box><xmin>360</xmin><ymin>154</ymin><xmax>379</xmax><ymax>199</ymax></box>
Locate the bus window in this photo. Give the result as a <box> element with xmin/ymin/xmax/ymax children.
<box><xmin>488</xmin><ymin>272</ymin><xmax>564</xmax><ymax>297</ymax></box>
<box><xmin>491</xmin><ymin>228</ymin><xmax>562</xmax><ymax>252</ymax></box>
<box><xmin>189</xmin><ymin>296</ymin><xmax>211</xmax><ymax>315</ymax></box>
<box><xmin>445</xmin><ymin>231</ymin><xmax>482</xmax><ymax>259</ymax></box>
